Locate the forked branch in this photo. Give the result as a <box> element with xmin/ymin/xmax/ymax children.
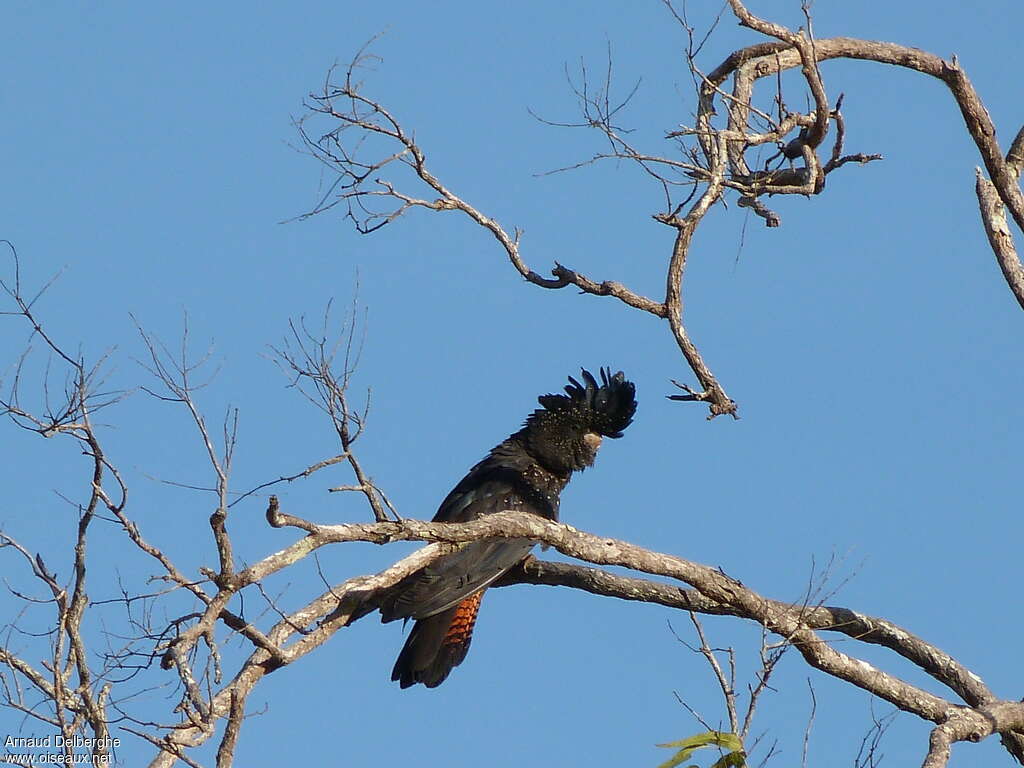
<box><xmin>297</xmin><ymin>3</ymin><xmax>1023</xmax><ymax>418</ymax></box>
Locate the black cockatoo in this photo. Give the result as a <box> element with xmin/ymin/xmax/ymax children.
<box><xmin>379</xmin><ymin>368</ymin><xmax>637</xmax><ymax>688</ymax></box>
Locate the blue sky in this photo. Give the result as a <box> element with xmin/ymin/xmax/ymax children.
<box><xmin>2</xmin><ymin>1</ymin><xmax>1022</xmax><ymax>766</ymax></box>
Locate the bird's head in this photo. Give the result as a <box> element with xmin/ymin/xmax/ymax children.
<box><xmin>521</xmin><ymin>368</ymin><xmax>637</xmax><ymax>475</ymax></box>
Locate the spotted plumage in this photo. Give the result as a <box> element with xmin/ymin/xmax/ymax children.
<box><xmin>380</xmin><ymin>368</ymin><xmax>637</xmax><ymax>688</ymax></box>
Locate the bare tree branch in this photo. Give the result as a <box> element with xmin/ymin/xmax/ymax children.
<box><xmin>258</xmin><ymin>501</ymin><xmax>1024</xmax><ymax>761</ymax></box>
<box><xmin>4</xmin><ymin>5</ymin><xmax>1023</xmax><ymax>766</ymax></box>
<box><xmin>294</xmin><ymin>4</ymin><xmax>1023</xmax><ymax>419</ymax></box>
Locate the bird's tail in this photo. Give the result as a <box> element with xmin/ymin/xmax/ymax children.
<box><xmin>391</xmin><ymin>592</ymin><xmax>484</xmax><ymax>689</ymax></box>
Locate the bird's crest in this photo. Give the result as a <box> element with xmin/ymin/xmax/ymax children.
<box><xmin>536</xmin><ymin>367</ymin><xmax>637</xmax><ymax>439</ymax></box>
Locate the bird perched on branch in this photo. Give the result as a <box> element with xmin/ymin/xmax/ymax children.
<box><xmin>380</xmin><ymin>368</ymin><xmax>637</xmax><ymax>688</ymax></box>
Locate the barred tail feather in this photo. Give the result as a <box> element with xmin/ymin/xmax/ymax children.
<box><xmin>391</xmin><ymin>593</ymin><xmax>484</xmax><ymax>689</ymax></box>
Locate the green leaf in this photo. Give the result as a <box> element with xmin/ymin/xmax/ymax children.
<box><xmin>655</xmin><ymin>731</ymin><xmax>746</xmax><ymax>768</ymax></box>
<box><xmin>653</xmin><ymin>748</ymin><xmax>697</xmax><ymax>768</ymax></box>
<box><xmin>657</xmin><ymin>731</ymin><xmax>742</xmax><ymax>751</ymax></box>
<box><xmin>709</xmin><ymin>750</ymin><xmax>747</xmax><ymax>768</ymax></box>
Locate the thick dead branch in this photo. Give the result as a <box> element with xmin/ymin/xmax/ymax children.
<box><xmin>254</xmin><ymin>502</ymin><xmax>1024</xmax><ymax>760</ymax></box>
<box><xmin>135</xmin><ymin>493</ymin><xmax>1024</xmax><ymax>764</ymax></box>
<box><xmin>5</xmin><ymin>5</ymin><xmax>1024</xmax><ymax>766</ymax></box>
<box><xmin>494</xmin><ymin>557</ymin><xmax>993</xmax><ymax>711</ymax></box>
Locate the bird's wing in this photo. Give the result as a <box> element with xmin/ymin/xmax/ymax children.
<box><xmin>381</xmin><ymin>467</ymin><xmax>548</xmax><ymax>622</ymax></box>
<box><xmin>384</xmin><ymin>538</ymin><xmax>534</xmax><ymax>620</ymax></box>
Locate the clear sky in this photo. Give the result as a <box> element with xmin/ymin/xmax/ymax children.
<box><xmin>2</xmin><ymin>1</ymin><xmax>1021</xmax><ymax>766</ymax></box>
